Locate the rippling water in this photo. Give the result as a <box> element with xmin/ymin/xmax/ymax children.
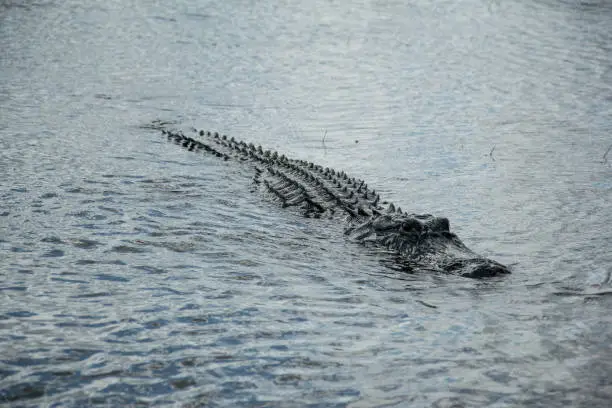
<box><xmin>1</xmin><ymin>0</ymin><xmax>612</xmax><ymax>406</ymax></box>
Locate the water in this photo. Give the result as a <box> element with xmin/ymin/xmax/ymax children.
<box><xmin>1</xmin><ymin>0</ymin><xmax>612</xmax><ymax>406</ymax></box>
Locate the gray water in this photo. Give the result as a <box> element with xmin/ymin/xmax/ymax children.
<box><xmin>1</xmin><ymin>0</ymin><xmax>612</xmax><ymax>406</ymax></box>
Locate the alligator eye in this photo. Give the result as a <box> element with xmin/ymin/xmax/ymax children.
<box><xmin>400</xmin><ymin>219</ymin><xmax>422</xmax><ymax>234</ymax></box>
<box><xmin>429</xmin><ymin>217</ymin><xmax>450</xmax><ymax>233</ymax></box>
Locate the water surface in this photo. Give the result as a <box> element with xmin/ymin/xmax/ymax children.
<box><xmin>1</xmin><ymin>0</ymin><xmax>612</xmax><ymax>406</ymax></box>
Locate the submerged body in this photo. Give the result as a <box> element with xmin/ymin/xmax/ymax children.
<box><xmin>155</xmin><ymin>124</ymin><xmax>510</xmax><ymax>278</ymax></box>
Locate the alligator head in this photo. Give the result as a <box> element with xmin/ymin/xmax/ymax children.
<box><xmin>346</xmin><ymin>212</ymin><xmax>510</xmax><ymax>278</ymax></box>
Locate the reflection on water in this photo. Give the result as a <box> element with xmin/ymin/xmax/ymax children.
<box><xmin>1</xmin><ymin>0</ymin><xmax>612</xmax><ymax>406</ymax></box>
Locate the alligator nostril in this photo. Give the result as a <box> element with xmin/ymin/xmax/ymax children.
<box><xmin>462</xmin><ymin>262</ymin><xmax>511</xmax><ymax>278</ymax></box>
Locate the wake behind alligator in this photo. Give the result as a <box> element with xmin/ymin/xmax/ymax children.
<box><xmin>155</xmin><ymin>124</ymin><xmax>510</xmax><ymax>278</ymax></box>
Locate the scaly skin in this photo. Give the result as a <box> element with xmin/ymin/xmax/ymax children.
<box><xmin>155</xmin><ymin>124</ymin><xmax>510</xmax><ymax>278</ymax></box>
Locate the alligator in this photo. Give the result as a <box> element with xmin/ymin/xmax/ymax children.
<box><xmin>153</xmin><ymin>123</ymin><xmax>510</xmax><ymax>278</ymax></box>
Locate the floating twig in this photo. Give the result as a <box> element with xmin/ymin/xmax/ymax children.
<box><xmin>603</xmin><ymin>143</ymin><xmax>612</xmax><ymax>163</ymax></box>
<box><xmin>416</xmin><ymin>299</ymin><xmax>438</xmax><ymax>309</ymax></box>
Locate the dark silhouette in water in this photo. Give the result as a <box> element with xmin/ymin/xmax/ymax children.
<box><xmin>153</xmin><ymin>123</ymin><xmax>510</xmax><ymax>279</ymax></box>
